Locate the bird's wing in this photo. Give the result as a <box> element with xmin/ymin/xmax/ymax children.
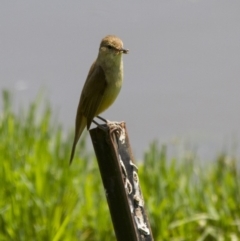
<box><xmin>77</xmin><ymin>62</ymin><xmax>107</xmax><ymax>129</ymax></box>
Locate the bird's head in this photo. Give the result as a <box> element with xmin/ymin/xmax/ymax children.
<box><xmin>99</xmin><ymin>35</ymin><xmax>129</xmax><ymax>58</ymax></box>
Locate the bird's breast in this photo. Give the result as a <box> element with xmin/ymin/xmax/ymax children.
<box><xmin>96</xmin><ymin>66</ymin><xmax>123</xmax><ymax>115</ymax></box>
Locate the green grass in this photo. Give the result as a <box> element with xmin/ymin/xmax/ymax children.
<box><xmin>0</xmin><ymin>90</ymin><xmax>239</xmax><ymax>240</ymax></box>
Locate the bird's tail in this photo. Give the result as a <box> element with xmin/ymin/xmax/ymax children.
<box><xmin>69</xmin><ymin>117</ymin><xmax>87</xmax><ymax>165</ymax></box>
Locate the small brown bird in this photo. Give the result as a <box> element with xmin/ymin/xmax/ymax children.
<box><xmin>69</xmin><ymin>35</ymin><xmax>129</xmax><ymax>164</ymax></box>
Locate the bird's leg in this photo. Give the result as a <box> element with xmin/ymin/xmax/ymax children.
<box><xmin>92</xmin><ymin>119</ymin><xmax>108</xmax><ymax>131</ymax></box>
<box><xmin>96</xmin><ymin>115</ymin><xmax>108</xmax><ymax>123</ymax></box>
<box><xmin>94</xmin><ymin>116</ymin><xmax>123</xmax><ymax>135</ymax></box>
<box><xmin>93</xmin><ymin>117</ymin><xmax>125</xmax><ymax>144</ymax></box>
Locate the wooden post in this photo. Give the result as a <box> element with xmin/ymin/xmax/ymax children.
<box><xmin>90</xmin><ymin>121</ymin><xmax>153</xmax><ymax>241</ymax></box>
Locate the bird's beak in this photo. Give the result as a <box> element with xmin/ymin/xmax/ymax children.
<box><xmin>121</xmin><ymin>48</ymin><xmax>129</xmax><ymax>54</ymax></box>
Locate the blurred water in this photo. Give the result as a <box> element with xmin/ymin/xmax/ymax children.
<box><xmin>1</xmin><ymin>1</ymin><xmax>239</xmax><ymax>160</ymax></box>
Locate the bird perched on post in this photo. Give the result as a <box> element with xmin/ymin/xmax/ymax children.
<box><xmin>69</xmin><ymin>35</ymin><xmax>129</xmax><ymax>164</ymax></box>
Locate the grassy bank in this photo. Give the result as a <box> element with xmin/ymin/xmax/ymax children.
<box><xmin>0</xmin><ymin>90</ymin><xmax>239</xmax><ymax>240</ymax></box>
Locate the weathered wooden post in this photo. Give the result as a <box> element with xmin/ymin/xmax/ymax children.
<box><xmin>90</xmin><ymin>121</ymin><xmax>154</xmax><ymax>241</ymax></box>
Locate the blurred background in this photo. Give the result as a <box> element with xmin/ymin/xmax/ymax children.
<box><xmin>1</xmin><ymin>0</ymin><xmax>240</xmax><ymax>160</ymax></box>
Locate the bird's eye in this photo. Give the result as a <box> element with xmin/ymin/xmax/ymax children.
<box><xmin>107</xmin><ymin>45</ymin><xmax>113</xmax><ymax>49</ymax></box>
